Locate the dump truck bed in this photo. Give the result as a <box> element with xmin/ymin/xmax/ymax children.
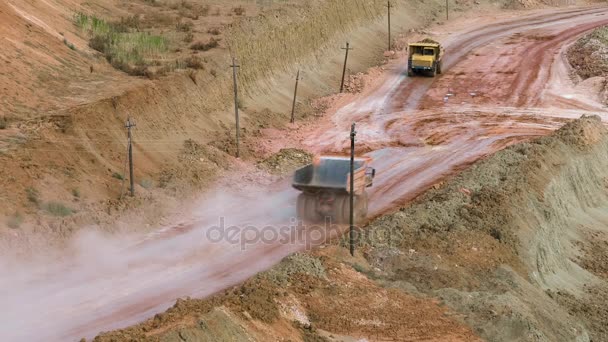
<box><xmin>292</xmin><ymin>156</ymin><xmax>371</xmax><ymax>194</ymax></box>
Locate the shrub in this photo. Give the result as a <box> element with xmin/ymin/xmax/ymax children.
<box><xmin>176</xmin><ymin>21</ymin><xmax>193</xmax><ymax>32</ymax></box>
<box><xmin>112</xmin><ymin>172</ymin><xmax>124</xmax><ymax>180</ymax></box>
<box><xmin>200</xmin><ymin>4</ymin><xmax>210</xmax><ymax>16</ymax></box>
<box><xmin>7</xmin><ymin>213</ymin><xmax>23</xmax><ymax>229</ymax></box>
<box><xmin>0</xmin><ymin>116</ymin><xmax>6</xmax><ymax>129</ymax></box>
<box><xmin>190</xmin><ymin>38</ymin><xmax>219</xmax><ymax>51</ymax></box>
<box><xmin>140</xmin><ymin>179</ymin><xmax>154</xmax><ymax>189</ymax></box>
<box><xmin>185</xmin><ymin>55</ymin><xmax>204</xmax><ymax>69</ymax></box>
<box><xmin>114</xmin><ymin>15</ymin><xmax>141</xmax><ymax>32</ymax></box>
<box><xmin>63</xmin><ymin>39</ymin><xmax>76</xmax><ymax>50</ymax></box>
<box><xmin>207</xmin><ymin>27</ymin><xmax>221</xmax><ymax>35</ymax></box>
<box><xmin>72</xmin><ymin>188</ymin><xmax>81</xmax><ymax>198</ymax></box>
<box><xmin>26</xmin><ymin>187</ymin><xmax>40</xmax><ymax>205</ymax></box>
<box><xmin>232</xmin><ymin>6</ymin><xmax>246</xmax><ymax>16</ymax></box>
<box><xmin>187</xmin><ymin>69</ymin><xmax>197</xmax><ymax>84</ymax></box>
<box><xmin>89</xmin><ymin>34</ymin><xmax>110</xmax><ymax>53</ymax></box>
<box><xmin>183</xmin><ymin>31</ymin><xmax>194</xmax><ymax>43</ymax></box>
<box><xmin>44</xmin><ymin>202</ymin><xmax>73</xmax><ymax>217</ymax></box>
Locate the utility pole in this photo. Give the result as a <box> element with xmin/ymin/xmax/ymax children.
<box><xmin>230</xmin><ymin>57</ymin><xmax>241</xmax><ymax>158</ymax></box>
<box><xmin>125</xmin><ymin>117</ymin><xmax>136</xmax><ymax>197</ymax></box>
<box><xmin>349</xmin><ymin>123</ymin><xmax>356</xmax><ymax>257</ymax></box>
<box><xmin>386</xmin><ymin>1</ymin><xmax>393</xmax><ymax>51</ymax></box>
<box><xmin>290</xmin><ymin>69</ymin><xmax>301</xmax><ymax>124</ymax></box>
<box><xmin>446</xmin><ymin>0</ymin><xmax>449</xmax><ymax>21</ymax></box>
<box><xmin>340</xmin><ymin>42</ymin><xmax>353</xmax><ymax>93</ymax></box>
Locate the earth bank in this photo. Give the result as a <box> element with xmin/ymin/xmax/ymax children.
<box><xmin>94</xmin><ymin>116</ymin><xmax>608</xmax><ymax>341</ymax></box>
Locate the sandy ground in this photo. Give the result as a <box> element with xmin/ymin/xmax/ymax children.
<box><xmin>2</xmin><ymin>4</ymin><xmax>608</xmax><ymax>341</ymax></box>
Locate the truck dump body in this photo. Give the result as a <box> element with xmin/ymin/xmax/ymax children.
<box><xmin>292</xmin><ymin>157</ymin><xmax>367</xmax><ymax>193</ymax></box>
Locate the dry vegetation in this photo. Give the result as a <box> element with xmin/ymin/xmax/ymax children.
<box><xmin>568</xmin><ymin>26</ymin><xmax>608</xmax><ymax>79</ymax></box>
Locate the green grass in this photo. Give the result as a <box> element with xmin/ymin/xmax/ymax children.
<box><xmin>44</xmin><ymin>202</ymin><xmax>73</xmax><ymax>217</ymax></box>
<box><xmin>63</xmin><ymin>38</ymin><xmax>76</xmax><ymax>50</ymax></box>
<box><xmin>112</xmin><ymin>172</ymin><xmax>124</xmax><ymax>180</ymax></box>
<box><xmin>74</xmin><ymin>12</ymin><xmax>168</xmax><ymax>74</ymax></box>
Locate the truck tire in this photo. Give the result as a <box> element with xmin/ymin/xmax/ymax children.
<box><xmin>355</xmin><ymin>191</ymin><xmax>369</xmax><ymax>221</ymax></box>
<box><xmin>297</xmin><ymin>193</ymin><xmax>320</xmax><ymax>222</ymax></box>
<box><xmin>437</xmin><ymin>62</ymin><xmax>442</xmax><ymax>74</ymax></box>
<box><xmin>332</xmin><ymin>192</ymin><xmax>369</xmax><ymax>224</ymax></box>
<box><xmin>430</xmin><ymin>65</ymin><xmax>437</xmax><ymax>77</ymax></box>
<box><xmin>407</xmin><ymin>69</ymin><xmax>413</xmax><ymax>77</ymax></box>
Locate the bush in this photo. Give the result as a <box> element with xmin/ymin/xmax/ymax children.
<box><xmin>72</xmin><ymin>188</ymin><xmax>81</xmax><ymax>198</ymax></box>
<box><xmin>7</xmin><ymin>213</ymin><xmax>23</xmax><ymax>229</ymax></box>
<box><xmin>176</xmin><ymin>21</ymin><xmax>193</xmax><ymax>32</ymax></box>
<box><xmin>183</xmin><ymin>31</ymin><xmax>193</xmax><ymax>43</ymax></box>
<box><xmin>232</xmin><ymin>5</ymin><xmax>246</xmax><ymax>16</ymax></box>
<box><xmin>0</xmin><ymin>116</ymin><xmax>6</xmax><ymax>129</ymax></box>
<box><xmin>112</xmin><ymin>172</ymin><xmax>124</xmax><ymax>180</ymax></box>
<box><xmin>44</xmin><ymin>202</ymin><xmax>73</xmax><ymax>217</ymax></box>
<box><xmin>26</xmin><ymin>187</ymin><xmax>40</xmax><ymax>205</ymax></box>
<box><xmin>185</xmin><ymin>55</ymin><xmax>204</xmax><ymax>69</ymax></box>
<box><xmin>207</xmin><ymin>27</ymin><xmax>221</xmax><ymax>35</ymax></box>
<box><xmin>190</xmin><ymin>38</ymin><xmax>219</xmax><ymax>51</ymax></box>
<box><xmin>63</xmin><ymin>39</ymin><xmax>76</xmax><ymax>50</ymax></box>
<box><xmin>140</xmin><ymin>179</ymin><xmax>154</xmax><ymax>189</ymax></box>
<box><xmin>89</xmin><ymin>34</ymin><xmax>110</xmax><ymax>53</ymax></box>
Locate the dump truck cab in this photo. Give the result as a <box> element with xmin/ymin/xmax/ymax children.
<box><xmin>292</xmin><ymin>156</ymin><xmax>375</xmax><ymax>224</ymax></box>
<box><xmin>407</xmin><ymin>41</ymin><xmax>443</xmax><ymax>77</ymax></box>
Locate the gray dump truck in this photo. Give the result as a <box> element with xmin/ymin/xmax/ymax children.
<box><xmin>292</xmin><ymin>156</ymin><xmax>375</xmax><ymax>223</ymax></box>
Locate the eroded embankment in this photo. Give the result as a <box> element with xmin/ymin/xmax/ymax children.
<box><xmin>0</xmin><ymin>0</ymin><xmax>456</xmax><ymax>242</ymax></box>
<box><xmin>94</xmin><ymin>116</ymin><xmax>608</xmax><ymax>341</ymax></box>
<box><xmin>364</xmin><ymin>115</ymin><xmax>608</xmax><ymax>341</ymax></box>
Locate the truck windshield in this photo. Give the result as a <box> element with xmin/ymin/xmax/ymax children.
<box><xmin>423</xmin><ymin>48</ymin><xmax>434</xmax><ymax>55</ymax></box>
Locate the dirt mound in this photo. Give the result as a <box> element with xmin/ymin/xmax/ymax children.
<box><xmin>358</xmin><ymin>115</ymin><xmax>608</xmax><ymax>341</ymax></box>
<box><xmin>417</xmin><ymin>38</ymin><xmax>441</xmax><ymax>44</ymax></box>
<box><xmin>257</xmin><ymin>148</ymin><xmax>312</xmax><ymax>175</ymax></box>
<box><xmin>94</xmin><ymin>247</ymin><xmax>479</xmax><ymax>342</ymax></box>
<box><xmin>568</xmin><ymin>27</ymin><xmax>608</xmax><ymax>80</ymax></box>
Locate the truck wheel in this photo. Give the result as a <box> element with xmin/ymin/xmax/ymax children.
<box><xmin>332</xmin><ymin>193</ymin><xmax>368</xmax><ymax>224</ymax></box>
<box><xmin>297</xmin><ymin>193</ymin><xmax>320</xmax><ymax>222</ymax></box>
<box><xmin>437</xmin><ymin>62</ymin><xmax>442</xmax><ymax>74</ymax></box>
<box><xmin>431</xmin><ymin>66</ymin><xmax>437</xmax><ymax>77</ymax></box>
<box><xmin>355</xmin><ymin>191</ymin><xmax>369</xmax><ymax>221</ymax></box>
<box><xmin>407</xmin><ymin>69</ymin><xmax>413</xmax><ymax>77</ymax></box>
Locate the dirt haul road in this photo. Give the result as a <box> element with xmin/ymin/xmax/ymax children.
<box><xmin>2</xmin><ymin>6</ymin><xmax>608</xmax><ymax>341</ymax></box>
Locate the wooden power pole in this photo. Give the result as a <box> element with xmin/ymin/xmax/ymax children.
<box><xmin>386</xmin><ymin>1</ymin><xmax>393</xmax><ymax>51</ymax></box>
<box><xmin>446</xmin><ymin>0</ymin><xmax>449</xmax><ymax>21</ymax></box>
<box><xmin>230</xmin><ymin>57</ymin><xmax>241</xmax><ymax>158</ymax></box>
<box><xmin>340</xmin><ymin>42</ymin><xmax>353</xmax><ymax>93</ymax></box>
<box><xmin>349</xmin><ymin>122</ymin><xmax>356</xmax><ymax>256</ymax></box>
<box><xmin>290</xmin><ymin>69</ymin><xmax>301</xmax><ymax>124</ymax></box>
<box><xmin>125</xmin><ymin>117</ymin><xmax>136</xmax><ymax>197</ymax></box>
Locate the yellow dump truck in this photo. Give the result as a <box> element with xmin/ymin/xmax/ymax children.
<box><xmin>407</xmin><ymin>39</ymin><xmax>443</xmax><ymax>77</ymax></box>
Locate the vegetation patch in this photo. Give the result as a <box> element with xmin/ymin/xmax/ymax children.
<box><xmin>190</xmin><ymin>38</ymin><xmax>220</xmax><ymax>51</ymax></box>
<box><xmin>7</xmin><ymin>213</ymin><xmax>23</xmax><ymax>229</ymax></box>
<box><xmin>26</xmin><ymin>187</ymin><xmax>40</xmax><ymax>206</ymax></box>
<box><xmin>43</xmin><ymin>202</ymin><xmax>73</xmax><ymax>217</ymax></box>
<box><xmin>568</xmin><ymin>26</ymin><xmax>608</xmax><ymax>79</ymax></box>
<box><xmin>74</xmin><ymin>13</ymin><xmax>168</xmax><ymax>75</ymax></box>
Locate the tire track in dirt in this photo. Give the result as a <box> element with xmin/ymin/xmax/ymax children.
<box><xmin>388</xmin><ymin>6</ymin><xmax>608</xmax><ymax>112</ymax></box>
